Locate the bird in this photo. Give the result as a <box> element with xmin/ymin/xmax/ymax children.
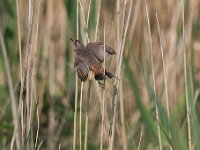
<box><xmin>69</xmin><ymin>38</ymin><xmax>116</xmax><ymax>84</ymax></box>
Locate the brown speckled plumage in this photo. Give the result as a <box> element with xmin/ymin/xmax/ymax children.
<box><xmin>70</xmin><ymin>38</ymin><xmax>116</xmax><ymax>82</ymax></box>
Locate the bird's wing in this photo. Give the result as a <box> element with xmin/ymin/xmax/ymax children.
<box><xmin>86</xmin><ymin>42</ymin><xmax>116</xmax><ymax>63</ymax></box>
<box><xmin>74</xmin><ymin>57</ymin><xmax>89</xmax><ymax>82</ymax></box>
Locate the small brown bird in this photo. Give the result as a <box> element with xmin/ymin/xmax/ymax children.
<box><xmin>70</xmin><ymin>38</ymin><xmax>116</xmax><ymax>83</ymax></box>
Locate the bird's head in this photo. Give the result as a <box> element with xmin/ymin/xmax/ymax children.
<box><xmin>69</xmin><ymin>38</ymin><xmax>84</xmax><ymax>50</ymax></box>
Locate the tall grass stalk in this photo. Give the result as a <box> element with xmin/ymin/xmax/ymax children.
<box><xmin>79</xmin><ymin>82</ymin><xmax>84</xmax><ymax>150</ymax></box>
<box><xmin>73</xmin><ymin>75</ymin><xmax>79</xmax><ymax>150</ymax></box>
<box><xmin>156</xmin><ymin>13</ymin><xmax>170</xmax><ymax>122</ymax></box>
<box><xmin>17</xmin><ymin>0</ymin><xmax>35</xmax><ymax>148</ymax></box>
<box><xmin>0</xmin><ymin>27</ymin><xmax>21</xmax><ymax>150</ymax></box>
<box><xmin>181</xmin><ymin>0</ymin><xmax>192</xmax><ymax>149</ymax></box>
<box><xmin>117</xmin><ymin>1</ymin><xmax>127</xmax><ymax>149</ymax></box>
<box><xmin>94</xmin><ymin>0</ymin><xmax>101</xmax><ymax>41</ymax></box>
<box><xmin>109</xmin><ymin>0</ymin><xmax>133</xmax><ymax>149</ymax></box>
<box><xmin>15</xmin><ymin>0</ymin><xmax>23</xmax><ymax>145</ymax></box>
<box><xmin>145</xmin><ymin>1</ymin><xmax>162</xmax><ymax>149</ymax></box>
<box><xmin>73</xmin><ymin>0</ymin><xmax>79</xmax><ymax>149</ymax></box>
<box><xmin>15</xmin><ymin>0</ymin><xmax>23</xmax><ymax>148</ymax></box>
<box><xmin>84</xmin><ymin>77</ymin><xmax>91</xmax><ymax>150</ymax></box>
<box><xmin>119</xmin><ymin>81</ymin><xmax>127</xmax><ymax>150</ymax></box>
<box><xmin>84</xmin><ymin>1</ymin><xmax>92</xmax><ymax>149</ymax></box>
<box><xmin>100</xmin><ymin>24</ymin><xmax>106</xmax><ymax>150</ymax></box>
<box><xmin>33</xmin><ymin>0</ymin><xmax>41</xmax><ymax>148</ymax></box>
<box><xmin>100</xmin><ymin>87</ymin><xmax>105</xmax><ymax>150</ymax></box>
<box><xmin>137</xmin><ymin>125</ymin><xmax>144</xmax><ymax>150</ymax></box>
<box><xmin>30</xmin><ymin>1</ymin><xmax>40</xmax><ymax>147</ymax></box>
<box><xmin>16</xmin><ymin>0</ymin><xmax>22</xmax><ymax>100</ymax></box>
<box><xmin>25</xmin><ymin>2</ymin><xmax>34</xmax><ymax>146</ymax></box>
<box><xmin>156</xmin><ymin>13</ymin><xmax>172</xmax><ymax>149</ymax></box>
<box><xmin>73</xmin><ymin>0</ymin><xmax>79</xmax><ymax>150</ymax></box>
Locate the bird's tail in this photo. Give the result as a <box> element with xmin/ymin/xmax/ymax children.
<box><xmin>105</xmin><ymin>71</ymin><xmax>114</xmax><ymax>78</ymax></box>
<box><xmin>105</xmin><ymin>70</ymin><xmax>120</xmax><ymax>80</ymax></box>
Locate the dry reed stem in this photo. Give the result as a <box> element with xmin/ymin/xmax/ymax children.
<box><xmin>137</xmin><ymin>125</ymin><xmax>144</xmax><ymax>150</ymax></box>
<box><xmin>10</xmin><ymin>135</ymin><xmax>15</xmax><ymax>150</ymax></box>
<box><xmin>156</xmin><ymin>13</ymin><xmax>172</xmax><ymax>150</ymax></box>
<box><xmin>156</xmin><ymin>14</ymin><xmax>170</xmax><ymax>120</ymax></box>
<box><xmin>76</xmin><ymin>1</ymin><xmax>92</xmax><ymax>149</ymax></box>
<box><xmin>26</xmin><ymin>1</ymin><xmax>35</xmax><ymax>142</ymax></box>
<box><xmin>15</xmin><ymin>0</ymin><xmax>24</xmax><ymax>147</ymax></box>
<box><xmin>128</xmin><ymin>0</ymin><xmax>141</xmax><ymax>45</ymax></box>
<box><xmin>91</xmin><ymin>1</ymin><xmax>103</xmax><ymax>126</ymax></box>
<box><xmin>116</xmin><ymin>0</ymin><xmax>120</xmax><ymax>48</ymax></box>
<box><xmin>58</xmin><ymin>144</ymin><xmax>61</xmax><ymax>150</ymax></box>
<box><xmin>100</xmin><ymin>24</ymin><xmax>106</xmax><ymax>150</ymax></box>
<box><xmin>80</xmin><ymin>82</ymin><xmax>84</xmax><ymax>150</ymax></box>
<box><xmin>86</xmin><ymin>0</ymin><xmax>91</xmax><ymax>29</ymax></box>
<box><xmin>73</xmin><ymin>0</ymin><xmax>79</xmax><ymax>149</ymax></box>
<box><xmin>94</xmin><ymin>0</ymin><xmax>102</xmax><ymax>41</ymax></box>
<box><xmin>116</xmin><ymin>1</ymin><xmax>127</xmax><ymax>149</ymax></box>
<box><xmin>73</xmin><ymin>75</ymin><xmax>79</xmax><ymax>150</ymax></box>
<box><xmin>0</xmin><ymin>28</ymin><xmax>21</xmax><ymax>150</ymax></box>
<box><xmin>83</xmin><ymin>1</ymin><xmax>92</xmax><ymax>149</ymax></box>
<box><xmin>84</xmin><ymin>79</ymin><xmax>90</xmax><ymax>150</ymax></box>
<box><xmin>17</xmin><ymin>0</ymin><xmax>35</xmax><ymax>147</ymax></box>
<box><xmin>35</xmin><ymin>104</ymin><xmax>40</xmax><ymax>148</ymax></box>
<box><xmin>100</xmin><ymin>88</ymin><xmax>105</xmax><ymax>150</ymax></box>
<box><xmin>33</xmin><ymin>0</ymin><xmax>41</xmax><ymax>148</ymax></box>
<box><xmin>119</xmin><ymin>81</ymin><xmax>127</xmax><ymax>150</ymax></box>
<box><xmin>182</xmin><ymin>0</ymin><xmax>192</xmax><ymax>149</ymax></box>
<box><xmin>29</xmin><ymin>2</ymin><xmax>40</xmax><ymax>148</ymax></box>
<box><xmin>36</xmin><ymin>140</ymin><xmax>43</xmax><ymax>150</ymax></box>
<box><xmin>15</xmin><ymin>0</ymin><xmax>24</xmax><ymax>144</ymax></box>
<box><xmin>78</xmin><ymin>0</ymin><xmax>87</xmax><ymax>41</ymax></box>
<box><xmin>144</xmin><ymin>1</ymin><xmax>162</xmax><ymax>149</ymax></box>
<box><xmin>84</xmin><ymin>0</ymin><xmax>91</xmax><ymax>42</ymax></box>
<box><xmin>168</xmin><ymin>1</ymin><xmax>182</xmax><ymax>103</ymax></box>
<box><xmin>109</xmin><ymin>0</ymin><xmax>133</xmax><ymax>149</ymax></box>
<box><xmin>16</xmin><ymin>0</ymin><xmax>22</xmax><ymax>86</ymax></box>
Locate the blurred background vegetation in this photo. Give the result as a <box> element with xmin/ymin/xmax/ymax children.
<box><xmin>0</xmin><ymin>0</ymin><xmax>200</xmax><ymax>149</ymax></box>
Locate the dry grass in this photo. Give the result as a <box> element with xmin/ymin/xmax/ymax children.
<box><xmin>0</xmin><ymin>0</ymin><xmax>200</xmax><ymax>149</ymax></box>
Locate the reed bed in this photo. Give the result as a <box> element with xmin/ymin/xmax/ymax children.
<box><xmin>0</xmin><ymin>0</ymin><xmax>200</xmax><ymax>149</ymax></box>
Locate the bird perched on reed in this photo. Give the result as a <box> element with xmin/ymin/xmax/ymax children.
<box><xmin>70</xmin><ymin>38</ymin><xmax>116</xmax><ymax>85</ymax></box>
